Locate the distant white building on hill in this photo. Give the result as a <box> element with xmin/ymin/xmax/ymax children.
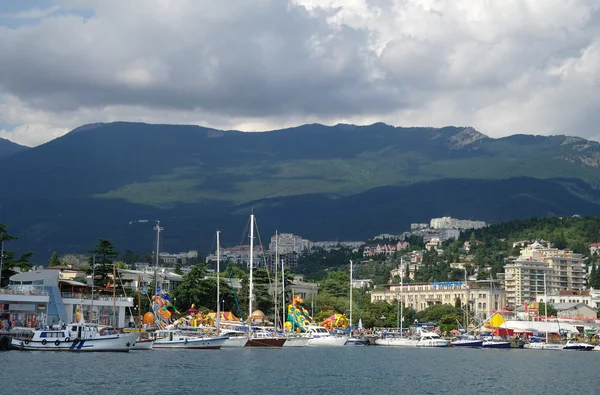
<box><xmin>430</xmin><ymin>217</ymin><xmax>486</xmax><ymax>230</ymax></box>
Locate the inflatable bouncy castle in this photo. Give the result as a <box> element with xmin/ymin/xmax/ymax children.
<box><xmin>285</xmin><ymin>295</ymin><xmax>315</xmax><ymax>332</ymax></box>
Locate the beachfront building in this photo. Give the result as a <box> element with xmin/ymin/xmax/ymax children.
<box><xmin>503</xmin><ymin>241</ymin><xmax>587</xmax><ymax>307</ymax></box>
<box><xmin>370</xmin><ymin>280</ymin><xmax>506</xmax><ymax>321</ymax></box>
<box><xmin>0</xmin><ymin>268</ymin><xmax>133</xmax><ymax>328</ymax></box>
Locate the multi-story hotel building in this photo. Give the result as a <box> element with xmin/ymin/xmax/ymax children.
<box><xmin>503</xmin><ymin>241</ymin><xmax>587</xmax><ymax>307</ymax></box>
<box><xmin>370</xmin><ymin>280</ymin><xmax>505</xmax><ymax>321</ymax></box>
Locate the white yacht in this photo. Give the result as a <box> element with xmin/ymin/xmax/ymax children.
<box><xmin>306</xmin><ymin>326</ymin><xmax>348</xmax><ymax>346</ymax></box>
<box><xmin>375</xmin><ymin>332</ymin><xmax>419</xmax><ymax>347</ymax></box>
<box><xmin>153</xmin><ymin>330</ymin><xmax>227</xmax><ymax>349</ymax></box>
<box><xmin>416</xmin><ymin>332</ymin><xmax>449</xmax><ymax>347</ymax></box>
<box><xmin>12</xmin><ymin>322</ymin><xmax>139</xmax><ymax>352</ymax></box>
<box><xmin>523</xmin><ymin>342</ymin><xmax>564</xmax><ymax>350</ymax></box>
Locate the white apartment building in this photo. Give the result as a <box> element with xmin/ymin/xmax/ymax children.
<box><xmin>503</xmin><ymin>241</ymin><xmax>587</xmax><ymax>307</ymax></box>
<box><xmin>430</xmin><ymin>217</ymin><xmax>486</xmax><ymax>230</ymax></box>
<box><xmin>371</xmin><ymin>280</ymin><xmax>505</xmax><ymax>321</ymax></box>
<box><xmin>269</xmin><ymin>233</ymin><xmax>310</xmax><ymax>255</ymax></box>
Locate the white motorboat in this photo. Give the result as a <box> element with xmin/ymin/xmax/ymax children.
<box><xmin>306</xmin><ymin>326</ymin><xmax>348</xmax><ymax>346</ymax></box>
<box><xmin>593</xmin><ymin>345</ymin><xmax>600</xmax><ymax>351</ymax></box>
<box><xmin>11</xmin><ymin>322</ymin><xmax>139</xmax><ymax>352</ymax></box>
<box><xmin>375</xmin><ymin>334</ymin><xmax>419</xmax><ymax>347</ymax></box>
<box><xmin>416</xmin><ymin>332</ymin><xmax>449</xmax><ymax>348</ymax></box>
<box><xmin>523</xmin><ymin>342</ymin><xmax>563</xmax><ymax>350</ymax></box>
<box><xmin>153</xmin><ymin>330</ymin><xmax>227</xmax><ymax>349</ymax></box>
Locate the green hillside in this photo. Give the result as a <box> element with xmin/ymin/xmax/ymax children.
<box><xmin>2</xmin><ymin>122</ymin><xmax>600</xmax><ymax>259</ymax></box>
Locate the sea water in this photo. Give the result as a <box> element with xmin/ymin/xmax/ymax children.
<box><xmin>1</xmin><ymin>347</ymin><xmax>597</xmax><ymax>394</ymax></box>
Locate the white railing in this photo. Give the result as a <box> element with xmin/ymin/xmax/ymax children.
<box><xmin>61</xmin><ymin>292</ymin><xmax>133</xmax><ymax>302</ymax></box>
<box><xmin>0</xmin><ymin>287</ymin><xmax>48</xmax><ymax>296</ymax></box>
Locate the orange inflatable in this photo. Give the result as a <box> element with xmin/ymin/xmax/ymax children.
<box><xmin>143</xmin><ymin>312</ymin><xmax>155</xmax><ymax>326</ymax></box>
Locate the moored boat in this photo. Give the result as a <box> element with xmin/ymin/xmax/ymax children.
<box><xmin>481</xmin><ymin>337</ymin><xmax>511</xmax><ymax>349</ymax></box>
<box><xmin>451</xmin><ymin>336</ymin><xmax>484</xmax><ymax>348</ymax></box>
<box><xmin>11</xmin><ymin>322</ymin><xmax>139</xmax><ymax>352</ymax></box>
<box><xmin>523</xmin><ymin>342</ymin><xmax>563</xmax><ymax>350</ymax></box>
<box><xmin>306</xmin><ymin>326</ymin><xmax>347</xmax><ymax>346</ymax></box>
<box><xmin>563</xmin><ymin>339</ymin><xmax>594</xmax><ymax>351</ymax></box>
<box><xmin>245</xmin><ymin>330</ymin><xmax>286</xmax><ymax>347</ymax></box>
<box><xmin>416</xmin><ymin>332</ymin><xmax>449</xmax><ymax>348</ymax></box>
<box><xmin>153</xmin><ymin>330</ymin><xmax>226</xmax><ymax>349</ymax></box>
<box><xmin>374</xmin><ymin>333</ymin><xmax>419</xmax><ymax>347</ymax></box>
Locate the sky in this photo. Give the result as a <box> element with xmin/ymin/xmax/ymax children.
<box><xmin>1</xmin><ymin>0</ymin><xmax>600</xmax><ymax>147</ymax></box>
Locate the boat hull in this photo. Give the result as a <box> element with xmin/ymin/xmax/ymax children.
<box><xmin>481</xmin><ymin>341</ymin><xmax>511</xmax><ymax>349</ymax></box>
<box><xmin>417</xmin><ymin>339</ymin><xmax>449</xmax><ymax>347</ymax></box>
<box><xmin>563</xmin><ymin>343</ymin><xmax>594</xmax><ymax>351</ymax></box>
<box><xmin>523</xmin><ymin>343</ymin><xmax>563</xmax><ymax>350</ymax></box>
<box><xmin>245</xmin><ymin>338</ymin><xmax>287</xmax><ymax>347</ymax></box>
<box><xmin>451</xmin><ymin>340</ymin><xmax>483</xmax><ymax>348</ymax></box>
<box><xmin>283</xmin><ymin>337</ymin><xmax>309</xmax><ymax>347</ymax></box>
<box><xmin>131</xmin><ymin>339</ymin><xmax>154</xmax><ymax>350</ymax></box>
<box><xmin>308</xmin><ymin>336</ymin><xmax>348</xmax><ymax>346</ymax></box>
<box><xmin>375</xmin><ymin>337</ymin><xmax>419</xmax><ymax>347</ymax></box>
<box><xmin>346</xmin><ymin>338</ymin><xmax>368</xmax><ymax>346</ymax></box>
<box><xmin>222</xmin><ymin>337</ymin><xmax>249</xmax><ymax>348</ymax></box>
<box><xmin>11</xmin><ymin>332</ymin><xmax>139</xmax><ymax>352</ymax></box>
<box><xmin>153</xmin><ymin>337</ymin><xmax>226</xmax><ymax>349</ymax></box>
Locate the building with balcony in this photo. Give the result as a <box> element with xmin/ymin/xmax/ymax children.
<box><xmin>370</xmin><ymin>280</ymin><xmax>505</xmax><ymax>322</ymax></box>
<box><xmin>0</xmin><ymin>269</ymin><xmax>133</xmax><ymax>328</ymax></box>
<box><xmin>503</xmin><ymin>241</ymin><xmax>587</xmax><ymax>307</ymax></box>
<box><xmin>269</xmin><ymin>233</ymin><xmax>310</xmax><ymax>255</ymax></box>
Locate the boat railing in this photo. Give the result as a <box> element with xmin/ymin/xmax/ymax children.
<box><xmin>61</xmin><ymin>292</ymin><xmax>133</xmax><ymax>302</ymax></box>
<box><xmin>0</xmin><ymin>286</ymin><xmax>48</xmax><ymax>296</ymax></box>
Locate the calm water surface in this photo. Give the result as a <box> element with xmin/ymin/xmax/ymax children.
<box><xmin>1</xmin><ymin>347</ymin><xmax>598</xmax><ymax>394</ymax></box>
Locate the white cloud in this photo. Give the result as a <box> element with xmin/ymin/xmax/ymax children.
<box><xmin>0</xmin><ymin>0</ymin><xmax>600</xmax><ymax>146</ymax></box>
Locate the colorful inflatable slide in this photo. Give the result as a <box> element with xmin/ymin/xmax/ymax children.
<box><xmin>285</xmin><ymin>295</ymin><xmax>315</xmax><ymax>332</ymax></box>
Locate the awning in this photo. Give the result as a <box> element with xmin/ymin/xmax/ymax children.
<box><xmin>60</xmin><ymin>279</ymin><xmax>88</xmax><ymax>287</ymax></box>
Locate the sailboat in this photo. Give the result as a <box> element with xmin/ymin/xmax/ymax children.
<box><xmin>375</xmin><ymin>259</ymin><xmax>419</xmax><ymax>347</ymax></box>
<box><xmin>216</xmin><ymin>230</ymin><xmax>249</xmax><ymax>348</ymax></box>
<box><xmin>346</xmin><ymin>260</ymin><xmax>368</xmax><ymax>346</ymax></box>
<box><xmin>244</xmin><ymin>214</ymin><xmax>286</xmax><ymax>347</ymax></box>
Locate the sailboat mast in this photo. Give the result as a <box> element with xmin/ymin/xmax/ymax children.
<box><xmin>281</xmin><ymin>258</ymin><xmax>286</xmax><ymax>333</ymax></box>
<box><xmin>544</xmin><ymin>272</ymin><xmax>548</xmax><ymax>343</ymax></box>
<box><xmin>154</xmin><ymin>221</ymin><xmax>162</xmax><ymax>294</ymax></box>
<box><xmin>216</xmin><ymin>230</ymin><xmax>221</xmax><ymax>336</ymax></box>
<box><xmin>137</xmin><ymin>275</ymin><xmax>142</xmax><ymax>330</ymax></box>
<box><xmin>400</xmin><ymin>258</ymin><xmax>403</xmax><ymax>334</ymax></box>
<box><xmin>274</xmin><ymin>231</ymin><xmax>278</xmax><ymax>332</ymax></box>
<box><xmin>113</xmin><ymin>263</ymin><xmax>117</xmax><ymax>328</ymax></box>
<box><xmin>249</xmin><ymin>214</ymin><xmax>254</xmax><ymax>326</ymax></box>
<box><xmin>349</xmin><ymin>260</ymin><xmax>353</xmax><ymax>332</ymax></box>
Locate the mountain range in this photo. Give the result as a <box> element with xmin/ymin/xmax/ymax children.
<box><xmin>2</xmin><ymin>121</ymin><xmax>600</xmax><ymax>263</ymax></box>
<box><xmin>0</xmin><ymin>137</ymin><xmax>29</xmax><ymax>159</ymax></box>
